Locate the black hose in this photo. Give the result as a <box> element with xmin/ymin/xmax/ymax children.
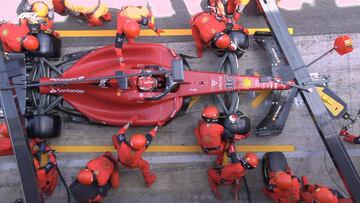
<box><xmin>55</xmin><ymin>164</ymin><xmax>71</xmax><ymax>203</ymax></box>
<box><xmin>243</xmin><ymin>176</ymin><xmax>252</xmax><ymax>203</ymax></box>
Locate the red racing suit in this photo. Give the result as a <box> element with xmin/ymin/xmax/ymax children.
<box><xmin>262</xmin><ymin>171</ymin><xmax>301</xmax><ymax>203</ymax></box>
<box><xmin>194</xmin><ymin>120</ymin><xmax>226</xmax><ymax>165</ymax></box>
<box><xmin>83</xmin><ymin>152</ymin><xmax>120</xmax><ymax>202</ymax></box>
<box><xmin>0</xmin><ymin>124</ymin><xmax>12</xmax><ymax>156</ymax></box>
<box><xmin>0</xmin><ymin>123</ymin><xmax>58</xmax><ymax>198</ymax></box>
<box><xmin>23</xmin><ymin>0</ymin><xmax>55</xmax><ymax>30</ymax></box>
<box><xmin>207</xmin><ymin>151</ymin><xmax>246</xmax><ymax>199</ymax></box>
<box><xmin>53</xmin><ymin>0</ymin><xmax>112</xmax><ymax>26</ymax></box>
<box><xmin>0</xmin><ymin>21</ymin><xmax>31</xmax><ymax>52</ymax></box>
<box><xmin>115</xmin><ymin>6</ymin><xmax>162</xmax><ymax>62</ymax></box>
<box><xmin>301</xmin><ymin>176</ymin><xmax>353</xmax><ymax>203</ymax></box>
<box><xmin>33</xmin><ymin>142</ymin><xmax>59</xmax><ymax>198</ymax></box>
<box><xmin>112</xmin><ymin>123</ymin><xmax>157</xmax><ymax>186</ymax></box>
<box><xmin>190</xmin><ymin>12</ymin><xmax>227</xmax><ymax>57</ymax></box>
<box><xmin>209</xmin><ymin>0</ymin><xmax>248</xmax><ymax>24</ymax></box>
<box><xmin>0</xmin><ymin>123</ymin><xmax>39</xmax><ymax>156</ymax></box>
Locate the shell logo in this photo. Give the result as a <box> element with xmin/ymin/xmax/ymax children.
<box><xmin>200</xmin><ymin>16</ymin><xmax>209</xmax><ymax>24</ymax></box>
<box><xmin>242</xmin><ymin>78</ymin><xmax>252</xmax><ymax>88</ymax></box>
<box><xmin>1</xmin><ymin>29</ymin><xmax>8</xmax><ymax>37</ymax></box>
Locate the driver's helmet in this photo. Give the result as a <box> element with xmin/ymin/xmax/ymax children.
<box><xmin>138</xmin><ymin>76</ymin><xmax>157</xmax><ymax>91</ymax></box>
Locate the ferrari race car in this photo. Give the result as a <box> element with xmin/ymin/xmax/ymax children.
<box><xmin>1</xmin><ymin>30</ymin><xmax>298</xmax><ymax>139</ymax></box>
<box><xmin>34</xmin><ymin>43</ymin><xmax>291</xmax><ymax>126</ymax></box>
<box><xmin>3</xmin><ymin>29</ymin><xmax>351</xmax><ymax>139</ymax></box>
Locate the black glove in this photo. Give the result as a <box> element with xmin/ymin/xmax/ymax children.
<box><xmin>226</xmin><ymin>22</ymin><xmax>233</xmax><ymax>32</ymax></box>
<box><xmin>140</xmin><ymin>16</ymin><xmax>149</xmax><ymax>26</ymax></box>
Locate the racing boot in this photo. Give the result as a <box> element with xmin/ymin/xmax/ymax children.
<box><xmin>145</xmin><ymin>174</ymin><xmax>157</xmax><ymax>187</ymax></box>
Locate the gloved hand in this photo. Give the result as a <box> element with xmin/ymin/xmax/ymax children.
<box><xmin>114</xmin><ymin>48</ymin><xmax>124</xmax><ymax>63</ymax></box>
<box><xmin>226</xmin><ymin>22</ymin><xmax>233</xmax><ymax>32</ymax></box>
<box><xmin>140</xmin><ymin>16</ymin><xmax>149</xmax><ymax>26</ymax></box>
<box><xmin>227</xmin><ymin>143</ymin><xmax>236</xmax><ymax>156</ymax></box>
<box><xmin>155</xmin><ymin>28</ymin><xmax>164</xmax><ymax>36</ymax></box>
<box><xmin>242</xmin><ymin>27</ymin><xmax>249</xmax><ymax>35</ymax></box>
<box><xmin>148</xmin><ymin>126</ymin><xmax>159</xmax><ymax>138</ymax></box>
<box><xmin>116</xmin><ymin>134</ymin><xmax>126</xmax><ymax>143</ymax></box>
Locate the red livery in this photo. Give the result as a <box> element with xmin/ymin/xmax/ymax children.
<box><xmin>38</xmin><ymin>43</ymin><xmax>290</xmax><ymax>126</ymax></box>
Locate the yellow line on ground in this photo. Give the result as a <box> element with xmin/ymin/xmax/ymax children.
<box><xmin>57</xmin><ymin>28</ymin><xmax>294</xmax><ymax>37</ymax></box>
<box><xmin>251</xmin><ymin>90</ymin><xmax>272</xmax><ymax>108</ymax></box>
<box><xmin>50</xmin><ymin>145</ymin><xmax>295</xmax><ymax>153</ymax></box>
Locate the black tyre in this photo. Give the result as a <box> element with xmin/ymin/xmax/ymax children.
<box><xmin>222</xmin><ymin>53</ymin><xmax>239</xmax><ymax>110</ymax></box>
<box><xmin>26</xmin><ymin>115</ymin><xmax>61</xmax><ymax>139</ymax></box>
<box><xmin>26</xmin><ymin>33</ymin><xmax>61</xmax><ymax>59</ymax></box>
<box><xmin>229</xmin><ymin>31</ymin><xmax>249</xmax><ymax>58</ymax></box>
<box><xmin>262</xmin><ymin>152</ymin><xmax>288</xmax><ymax>185</ymax></box>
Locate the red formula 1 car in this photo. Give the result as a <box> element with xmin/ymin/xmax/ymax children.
<box><xmin>36</xmin><ymin>43</ymin><xmax>290</xmax><ymax>127</ymax></box>
<box><xmin>2</xmin><ymin>31</ymin><xmax>350</xmax><ymax>139</ymax></box>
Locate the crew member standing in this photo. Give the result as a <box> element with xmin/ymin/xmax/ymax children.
<box><xmin>53</xmin><ymin>0</ymin><xmax>112</xmax><ymax>26</ymax></box>
<box><xmin>195</xmin><ymin>106</ymin><xmax>250</xmax><ymax>167</ymax></box>
<box><xmin>190</xmin><ymin>11</ymin><xmax>243</xmax><ymax>57</ymax></box>
<box><xmin>23</xmin><ymin>0</ymin><xmax>55</xmax><ymax>30</ymax></box>
<box><xmin>207</xmin><ymin>143</ymin><xmax>258</xmax><ymax>199</ymax></box>
<box><xmin>114</xmin><ymin>6</ymin><xmax>163</xmax><ymax>63</ymax></box>
<box><xmin>209</xmin><ymin>0</ymin><xmax>250</xmax><ymax>30</ymax></box>
<box><xmin>194</xmin><ymin>105</ymin><xmax>226</xmax><ymax>166</ymax></box>
<box><xmin>112</xmin><ymin>120</ymin><xmax>159</xmax><ymax>187</ymax></box>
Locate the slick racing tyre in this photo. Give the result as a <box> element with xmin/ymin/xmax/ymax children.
<box><xmin>262</xmin><ymin>152</ymin><xmax>288</xmax><ymax>185</ymax></box>
<box><xmin>26</xmin><ymin>33</ymin><xmax>61</xmax><ymax>59</ymax></box>
<box><xmin>26</xmin><ymin>115</ymin><xmax>61</xmax><ymax>139</ymax></box>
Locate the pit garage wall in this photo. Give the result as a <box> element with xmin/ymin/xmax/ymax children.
<box><xmin>0</xmin><ymin>34</ymin><xmax>359</xmax><ymax>202</ymax></box>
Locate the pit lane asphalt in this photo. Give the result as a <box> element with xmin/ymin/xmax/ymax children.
<box><xmin>47</xmin><ymin>0</ymin><xmax>360</xmax><ymax>47</ymax></box>
<box><xmin>1</xmin><ymin>34</ymin><xmax>360</xmax><ymax>202</ymax></box>
<box><xmin>1</xmin><ymin>1</ymin><xmax>360</xmax><ymax>202</ymax></box>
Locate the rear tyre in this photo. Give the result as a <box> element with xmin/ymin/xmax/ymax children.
<box><xmin>262</xmin><ymin>152</ymin><xmax>288</xmax><ymax>185</ymax></box>
<box><xmin>26</xmin><ymin>33</ymin><xmax>62</xmax><ymax>59</ymax></box>
<box><xmin>26</xmin><ymin>115</ymin><xmax>62</xmax><ymax>139</ymax></box>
